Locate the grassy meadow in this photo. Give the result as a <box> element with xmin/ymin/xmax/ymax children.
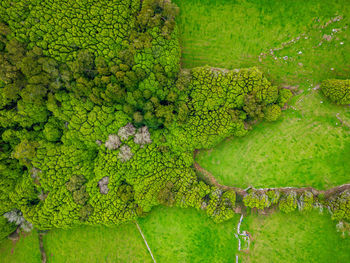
<box><xmin>189</xmin><ymin>0</ymin><xmax>350</xmax><ymax>189</ymax></box>
<box><xmin>1</xmin><ymin>1</ymin><xmax>349</xmax><ymax>262</ymax></box>
<box><xmin>0</xmin><ymin>206</ymin><xmax>240</xmax><ymax>263</ymax></box>
<box><xmin>173</xmin><ymin>0</ymin><xmax>350</xmax><ymax>85</ymax></box>
<box><xmin>0</xmin><ymin>231</ymin><xmax>41</xmax><ymax>263</ymax></box>
<box><xmin>42</xmin><ymin>223</ymin><xmax>151</xmax><ymax>263</ymax></box>
<box><xmin>197</xmin><ymin>88</ymin><xmax>350</xmax><ymax>189</ymax></box>
<box><xmin>241</xmin><ymin>211</ymin><xmax>350</xmax><ymax>263</ymax></box>
<box><xmin>137</xmin><ymin>206</ymin><xmax>239</xmax><ymax>263</ymax></box>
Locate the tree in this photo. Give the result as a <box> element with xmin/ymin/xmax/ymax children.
<box><xmin>0</xmin><ymin>216</ymin><xmax>17</xmax><ymax>241</ymax></box>
<box><xmin>118</xmin><ymin>123</ymin><xmax>136</xmax><ymax>141</ymax></box>
<box><xmin>118</xmin><ymin>145</ymin><xmax>133</xmax><ymax>162</ymax></box>
<box><xmin>98</xmin><ymin>177</ymin><xmax>109</xmax><ymax>195</ymax></box>
<box><xmin>105</xmin><ymin>134</ymin><xmax>121</xmax><ymax>150</ymax></box>
<box><xmin>157</xmin><ymin>181</ymin><xmax>175</xmax><ymax>206</ymax></box>
<box><xmin>264</xmin><ymin>104</ymin><xmax>282</xmax><ymax>122</ymax></box>
<box><xmin>321</xmin><ymin>79</ymin><xmax>350</xmax><ymax>105</ymax></box>
<box><xmin>66</xmin><ymin>175</ymin><xmax>86</xmax><ymax>192</ymax></box>
<box><xmin>134</xmin><ymin>126</ymin><xmax>152</xmax><ymax>145</ymax></box>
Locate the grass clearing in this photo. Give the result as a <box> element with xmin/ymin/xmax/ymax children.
<box><xmin>0</xmin><ymin>231</ymin><xmax>41</xmax><ymax>263</ymax></box>
<box><xmin>138</xmin><ymin>206</ymin><xmax>239</xmax><ymax>263</ymax></box>
<box><xmin>197</xmin><ymin>88</ymin><xmax>350</xmax><ymax>189</ymax></box>
<box><xmin>241</xmin><ymin>211</ymin><xmax>350</xmax><ymax>263</ymax></box>
<box><xmin>43</xmin><ymin>223</ymin><xmax>152</xmax><ymax>263</ymax></box>
<box><xmin>173</xmin><ymin>0</ymin><xmax>350</xmax><ymax>84</ymax></box>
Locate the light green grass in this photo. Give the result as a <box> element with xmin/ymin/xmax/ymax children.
<box><xmin>197</xmin><ymin>89</ymin><xmax>350</xmax><ymax>189</ymax></box>
<box><xmin>138</xmin><ymin>206</ymin><xmax>239</xmax><ymax>263</ymax></box>
<box><xmin>43</xmin><ymin>223</ymin><xmax>152</xmax><ymax>263</ymax></box>
<box><xmin>241</xmin><ymin>211</ymin><xmax>350</xmax><ymax>263</ymax></box>
<box><xmin>173</xmin><ymin>0</ymin><xmax>350</xmax><ymax>84</ymax></box>
<box><xmin>0</xmin><ymin>231</ymin><xmax>41</xmax><ymax>263</ymax></box>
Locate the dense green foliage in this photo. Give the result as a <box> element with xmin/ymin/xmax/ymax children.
<box><xmin>0</xmin><ymin>0</ymin><xmax>288</xmax><ymax>234</ymax></box>
<box><xmin>0</xmin><ymin>217</ymin><xmax>16</xmax><ymax>241</ymax></box>
<box><xmin>0</xmin><ymin>0</ymin><xmax>349</xmax><ymax>249</ymax></box>
<box><xmin>321</xmin><ymin>79</ymin><xmax>350</xmax><ymax>105</ymax></box>
<box><xmin>328</xmin><ymin>190</ymin><xmax>350</xmax><ymax>222</ymax></box>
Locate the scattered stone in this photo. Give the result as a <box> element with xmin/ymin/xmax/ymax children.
<box><xmin>95</xmin><ymin>140</ymin><xmax>102</xmax><ymax>146</ymax></box>
<box><xmin>298</xmin><ymin>51</ymin><xmax>302</xmax><ymax>54</ymax></box>
<box><xmin>340</xmin><ymin>42</ymin><xmax>344</xmax><ymax>45</ymax></box>
<box><xmin>283</xmin><ymin>56</ymin><xmax>288</xmax><ymax>60</ymax></box>
<box><xmin>298</xmin><ymin>62</ymin><xmax>303</xmax><ymax>67</ymax></box>
<box><xmin>98</xmin><ymin>176</ymin><xmax>109</xmax><ymax>194</ymax></box>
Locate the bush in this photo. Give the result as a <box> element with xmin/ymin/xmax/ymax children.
<box><xmin>321</xmin><ymin>79</ymin><xmax>350</xmax><ymax>105</ymax></box>
<box><xmin>243</xmin><ymin>191</ymin><xmax>270</xmax><ymax>210</ymax></box>
<box><xmin>0</xmin><ymin>216</ymin><xmax>16</xmax><ymax>241</ymax></box>
<box><xmin>264</xmin><ymin>104</ymin><xmax>282</xmax><ymax>122</ymax></box>
<box><xmin>279</xmin><ymin>192</ymin><xmax>298</xmax><ymax>213</ymax></box>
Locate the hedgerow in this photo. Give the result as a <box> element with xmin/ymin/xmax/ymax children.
<box><xmin>1</xmin><ymin>0</ymin><xmax>347</xmax><ymax>240</ymax></box>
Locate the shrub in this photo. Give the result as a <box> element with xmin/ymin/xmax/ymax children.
<box><xmin>279</xmin><ymin>191</ymin><xmax>298</xmax><ymax>213</ymax></box>
<box><xmin>243</xmin><ymin>191</ymin><xmax>270</xmax><ymax>210</ymax></box>
<box><xmin>321</xmin><ymin>79</ymin><xmax>350</xmax><ymax>105</ymax></box>
<box><xmin>0</xmin><ymin>216</ymin><xmax>16</xmax><ymax>241</ymax></box>
<box><xmin>264</xmin><ymin>104</ymin><xmax>282</xmax><ymax>122</ymax></box>
<box><xmin>328</xmin><ymin>190</ymin><xmax>350</xmax><ymax>222</ymax></box>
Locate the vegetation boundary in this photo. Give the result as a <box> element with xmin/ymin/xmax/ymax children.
<box><xmin>194</xmin><ymin>150</ymin><xmax>350</xmax><ymax>199</ymax></box>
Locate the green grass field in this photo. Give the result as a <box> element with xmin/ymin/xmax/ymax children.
<box><xmin>173</xmin><ymin>0</ymin><xmax>350</xmax><ymax>85</ymax></box>
<box><xmin>0</xmin><ymin>231</ymin><xmax>41</xmax><ymax>263</ymax></box>
<box><xmin>1</xmin><ymin>1</ymin><xmax>349</xmax><ymax>262</ymax></box>
<box><xmin>138</xmin><ymin>206</ymin><xmax>239</xmax><ymax>263</ymax></box>
<box><xmin>197</xmin><ymin>88</ymin><xmax>350</xmax><ymax>189</ymax></box>
<box><xmin>43</xmin><ymin>223</ymin><xmax>151</xmax><ymax>263</ymax></box>
<box><xmin>241</xmin><ymin>211</ymin><xmax>350</xmax><ymax>263</ymax></box>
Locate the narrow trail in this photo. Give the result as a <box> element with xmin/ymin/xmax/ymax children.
<box><xmin>135</xmin><ymin>221</ymin><xmax>157</xmax><ymax>263</ymax></box>
<box><xmin>38</xmin><ymin>232</ymin><xmax>47</xmax><ymax>263</ymax></box>
<box><xmin>234</xmin><ymin>214</ymin><xmax>250</xmax><ymax>263</ymax></box>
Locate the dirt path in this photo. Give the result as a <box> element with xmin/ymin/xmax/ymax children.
<box><xmin>135</xmin><ymin>221</ymin><xmax>156</xmax><ymax>263</ymax></box>
<box><xmin>38</xmin><ymin>232</ymin><xmax>47</xmax><ymax>263</ymax></box>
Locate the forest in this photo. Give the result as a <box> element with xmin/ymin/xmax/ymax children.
<box><xmin>0</xmin><ymin>0</ymin><xmax>349</xmax><ymax>261</ymax></box>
